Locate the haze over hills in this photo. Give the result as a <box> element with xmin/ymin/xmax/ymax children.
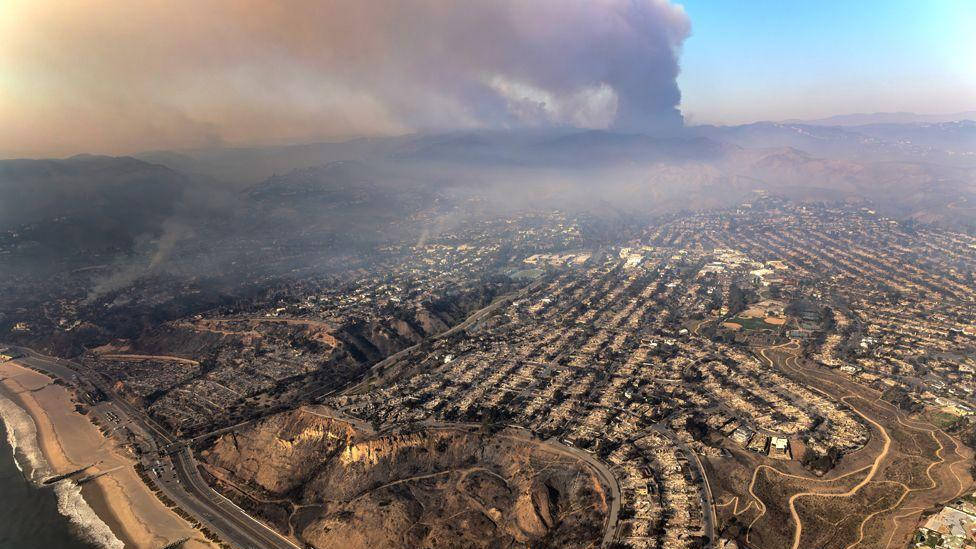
<box><xmin>2</xmin><ymin>119</ymin><xmax>975</xmax><ymax>359</ymax></box>
<box><xmin>123</xmin><ymin>114</ymin><xmax>976</xmax><ymax>188</ymax></box>
<box><xmin>3</xmin><ymin>120</ymin><xmax>975</xmax><ymax>288</ymax></box>
<box><xmin>690</xmin><ymin>120</ymin><xmax>976</xmax><ymax>163</ymax></box>
<box><xmin>0</xmin><ymin>155</ymin><xmax>188</xmax><ymax>232</ymax></box>
<box><xmin>787</xmin><ymin>111</ymin><xmax>976</xmax><ymax>126</ymax></box>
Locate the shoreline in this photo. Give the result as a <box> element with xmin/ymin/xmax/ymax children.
<box><xmin>0</xmin><ymin>378</ymin><xmax>124</xmax><ymax>549</ymax></box>
<box><xmin>0</xmin><ymin>360</ymin><xmax>213</xmax><ymax>549</ymax></box>
<box><xmin>81</xmin><ymin>475</ymin><xmax>145</xmax><ymax>549</ymax></box>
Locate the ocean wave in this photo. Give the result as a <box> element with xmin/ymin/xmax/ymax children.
<box><xmin>0</xmin><ymin>393</ymin><xmax>48</xmax><ymax>481</ymax></box>
<box><xmin>0</xmin><ymin>393</ymin><xmax>124</xmax><ymax>549</ymax></box>
<box><xmin>0</xmin><ymin>401</ymin><xmax>23</xmax><ymax>472</ymax></box>
<box><xmin>55</xmin><ymin>481</ymin><xmax>126</xmax><ymax>549</ymax></box>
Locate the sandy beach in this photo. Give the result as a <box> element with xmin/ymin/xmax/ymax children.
<box><xmin>0</xmin><ymin>360</ymin><xmax>215</xmax><ymax>549</ymax></box>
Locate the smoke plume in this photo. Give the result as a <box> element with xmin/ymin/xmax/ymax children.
<box><xmin>1</xmin><ymin>0</ymin><xmax>690</xmax><ymax>157</ymax></box>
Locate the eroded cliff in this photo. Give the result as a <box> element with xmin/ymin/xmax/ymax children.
<box><xmin>201</xmin><ymin>407</ymin><xmax>608</xmax><ymax>549</ymax></box>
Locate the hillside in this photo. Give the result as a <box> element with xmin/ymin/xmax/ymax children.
<box><xmin>201</xmin><ymin>408</ymin><xmax>609</xmax><ymax>549</ymax></box>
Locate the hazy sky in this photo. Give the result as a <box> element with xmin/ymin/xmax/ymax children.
<box><xmin>1</xmin><ymin>0</ymin><xmax>974</xmax><ymax>158</ymax></box>
<box><xmin>678</xmin><ymin>0</ymin><xmax>976</xmax><ymax>125</ymax></box>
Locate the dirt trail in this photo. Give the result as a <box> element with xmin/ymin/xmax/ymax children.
<box><xmin>741</xmin><ymin>342</ymin><xmax>974</xmax><ymax>549</ymax></box>
<box><xmin>786</xmin><ymin>395</ymin><xmax>892</xmax><ymax>549</ymax></box>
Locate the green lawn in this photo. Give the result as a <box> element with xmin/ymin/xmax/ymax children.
<box><xmin>729</xmin><ymin>315</ymin><xmax>773</xmax><ymax>331</ymax></box>
<box><xmin>927</xmin><ymin>410</ymin><xmax>962</xmax><ymax>429</ymax></box>
<box><xmin>510</xmin><ymin>268</ymin><xmax>545</xmax><ymax>281</ymax></box>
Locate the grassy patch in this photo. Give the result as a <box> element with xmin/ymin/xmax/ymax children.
<box><xmin>927</xmin><ymin>410</ymin><xmax>962</xmax><ymax>429</ymax></box>
<box><xmin>917</xmin><ymin>529</ymin><xmax>943</xmax><ymax>547</ymax></box>
<box><xmin>510</xmin><ymin>268</ymin><xmax>545</xmax><ymax>281</ymax></box>
<box><xmin>728</xmin><ymin>315</ymin><xmax>773</xmax><ymax>331</ymax></box>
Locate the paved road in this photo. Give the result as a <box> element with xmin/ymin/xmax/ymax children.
<box><xmin>7</xmin><ymin>345</ymin><xmax>299</xmax><ymax>549</ymax></box>
<box><xmin>6</xmin><ymin>319</ymin><xmax>623</xmax><ymax>549</ymax></box>
<box><xmin>590</xmin><ymin>401</ymin><xmax>716</xmax><ymax>547</ymax></box>
<box><xmin>435</xmin><ymin>276</ymin><xmax>546</xmax><ymax>339</ymax></box>
<box><xmin>541</xmin><ymin>435</ymin><xmax>622</xmax><ymax>547</ymax></box>
<box><xmin>649</xmin><ymin>421</ymin><xmax>717</xmax><ymax>547</ymax></box>
<box><xmin>339</xmin><ymin>276</ymin><xmax>546</xmax><ymax>397</ymax></box>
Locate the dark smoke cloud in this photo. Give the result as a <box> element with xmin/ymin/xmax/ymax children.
<box><xmin>2</xmin><ymin>0</ymin><xmax>690</xmax><ymax>157</ymax></box>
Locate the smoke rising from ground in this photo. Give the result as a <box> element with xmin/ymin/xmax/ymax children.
<box><xmin>1</xmin><ymin>0</ymin><xmax>690</xmax><ymax>157</ymax></box>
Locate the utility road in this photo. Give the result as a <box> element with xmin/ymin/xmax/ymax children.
<box><xmin>7</xmin><ymin>345</ymin><xmax>300</xmax><ymax>549</ymax></box>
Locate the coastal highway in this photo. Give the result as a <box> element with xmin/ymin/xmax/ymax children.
<box><xmin>6</xmin><ymin>345</ymin><xmax>300</xmax><ymax>549</ymax></box>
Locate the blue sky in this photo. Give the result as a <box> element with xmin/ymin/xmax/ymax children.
<box><xmin>676</xmin><ymin>0</ymin><xmax>976</xmax><ymax>124</ymax></box>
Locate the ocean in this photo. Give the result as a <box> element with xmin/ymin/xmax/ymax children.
<box><xmin>0</xmin><ymin>394</ymin><xmax>120</xmax><ymax>549</ymax></box>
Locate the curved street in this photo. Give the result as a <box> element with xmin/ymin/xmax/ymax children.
<box><xmin>7</xmin><ymin>345</ymin><xmax>300</xmax><ymax>549</ymax></box>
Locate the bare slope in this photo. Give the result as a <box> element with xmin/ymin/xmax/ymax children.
<box><xmin>201</xmin><ymin>407</ymin><xmax>608</xmax><ymax>549</ymax></box>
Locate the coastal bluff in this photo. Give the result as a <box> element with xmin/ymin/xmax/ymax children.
<box><xmin>202</xmin><ymin>406</ymin><xmax>608</xmax><ymax>549</ymax></box>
